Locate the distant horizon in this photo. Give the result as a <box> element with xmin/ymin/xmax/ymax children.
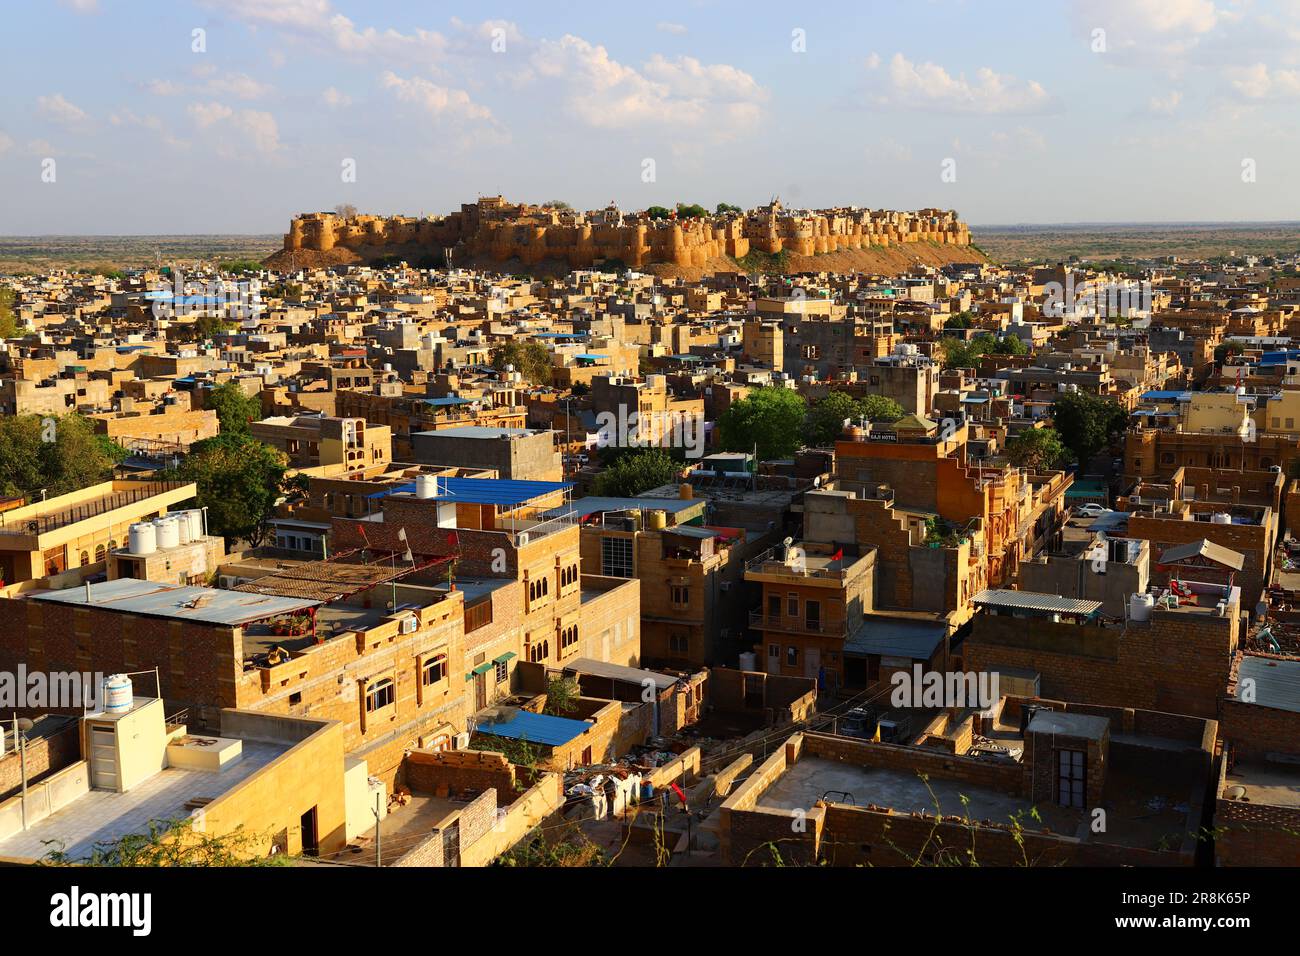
<box><xmin>4</xmin><ymin>219</ymin><xmax>1300</xmax><ymax>240</ymax></box>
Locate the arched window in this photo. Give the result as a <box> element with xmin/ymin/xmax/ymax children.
<box><xmin>79</xmin><ymin>551</ymin><xmax>90</xmax><ymax>566</ymax></box>
<box><xmin>94</xmin><ymin>545</ymin><xmax>106</xmax><ymax>562</ymax></box>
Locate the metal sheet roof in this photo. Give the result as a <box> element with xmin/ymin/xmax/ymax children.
<box><xmin>543</xmin><ymin>496</ymin><xmax>703</xmax><ymax>520</ymax></box>
<box><xmin>973</xmin><ymin>589</ymin><xmax>1102</xmax><ymax>616</ymax></box>
<box><xmin>474</xmin><ymin>709</ymin><xmax>589</xmax><ymax>747</ymax></box>
<box><xmin>1159</xmin><ymin>538</ymin><xmax>1246</xmax><ymax>571</ymax></box>
<box><xmin>1238</xmin><ymin>656</ymin><xmax>1300</xmax><ymax>714</ymax></box>
<box><xmin>564</xmin><ymin>657</ymin><xmax>679</xmax><ymax>691</ymax></box>
<box><xmin>29</xmin><ymin>578</ymin><xmax>320</xmax><ymax>626</ymax></box>
<box><xmin>369</xmin><ymin>476</ymin><xmax>572</xmax><ymax>505</ymax></box>
<box><xmin>844</xmin><ymin>617</ymin><xmax>947</xmax><ymax>660</ymax></box>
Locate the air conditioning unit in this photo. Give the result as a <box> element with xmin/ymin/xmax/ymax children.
<box><xmin>454</xmin><ymin>732</ymin><xmax>470</xmax><ymax>749</ymax></box>
<box><xmin>399</xmin><ymin>615</ymin><xmax>418</xmax><ymax>634</ymax></box>
<box><xmin>1130</xmin><ymin>494</ymin><xmax>1141</xmax><ymax>505</ymax></box>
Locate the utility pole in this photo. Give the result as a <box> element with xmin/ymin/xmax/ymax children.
<box><xmin>372</xmin><ymin>791</ymin><xmax>382</xmax><ymax>867</ymax></box>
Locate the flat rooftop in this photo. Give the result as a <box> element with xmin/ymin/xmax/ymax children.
<box><xmin>0</xmin><ymin>740</ymin><xmax>288</xmax><ymax>861</ymax></box>
<box><xmin>755</xmin><ymin>755</ymin><xmax>1036</xmax><ymax>826</ymax></box>
<box><xmin>29</xmin><ymin>578</ymin><xmax>320</xmax><ymax>627</ymax></box>
<box><xmin>1224</xmin><ymin>760</ymin><xmax>1300</xmax><ymax>809</ymax></box>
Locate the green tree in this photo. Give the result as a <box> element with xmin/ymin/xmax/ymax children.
<box><xmin>675</xmin><ymin>203</ymin><xmax>707</xmax><ymax>219</ymax></box>
<box><xmin>938</xmin><ymin>332</ymin><xmax>1025</xmax><ymax>368</ymax></box>
<box><xmin>0</xmin><ymin>286</ymin><xmax>19</xmax><ymax>339</ymax></box>
<box><xmin>1050</xmin><ymin>392</ymin><xmax>1128</xmax><ymax>466</ymax></box>
<box><xmin>803</xmin><ymin>392</ymin><xmax>903</xmax><ymax>447</ymax></box>
<box><xmin>204</xmin><ymin>380</ymin><xmax>261</xmax><ymax>435</ymax></box>
<box><xmin>859</xmin><ymin>394</ymin><xmax>905</xmax><ymax>423</ymax></box>
<box><xmin>645</xmin><ymin>205</ymin><xmax>672</xmax><ymax>220</ymax></box>
<box><xmin>180</xmin><ymin>314</ymin><xmax>235</xmax><ymax>343</ymax></box>
<box><xmin>717</xmin><ymin>386</ymin><xmax>807</xmax><ymax>461</ymax></box>
<box><xmin>490</xmin><ymin>341</ymin><xmax>553</xmax><ymax>385</ymax></box>
<box><xmin>166</xmin><ymin>434</ymin><xmax>289</xmax><ymax>545</ymax></box>
<box><xmin>943</xmin><ymin>312</ymin><xmax>973</xmax><ymax>330</ymax></box>
<box><xmin>1215</xmin><ymin>339</ymin><xmax>1247</xmax><ymax>364</ymax></box>
<box><xmin>544</xmin><ymin>675</ymin><xmax>582</xmax><ymax>715</ymax></box>
<box><xmin>41</xmin><ymin>817</ymin><xmax>292</xmax><ymax>867</ymax></box>
<box><xmin>1004</xmin><ymin>427</ymin><xmax>1066</xmax><ymax>471</ymax></box>
<box><xmin>0</xmin><ymin>414</ymin><xmax>127</xmax><ymax>500</ymax></box>
<box><xmin>592</xmin><ymin>449</ymin><xmax>681</xmax><ymax>497</ymax></box>
<box><xmin>990</xmin><ymin>335</ymin><xmax>1027</xmax><ymax>355</ymax></box>
<box><xmin>715</xmin><ymin>202</ymin><xmax>743</xmax><ymax>215</ymax></box>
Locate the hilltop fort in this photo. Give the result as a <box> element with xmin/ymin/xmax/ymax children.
<box><xmin>268</xmin><ymin>196</ymin><xmax>976</xmax><ymax>275</ymax></box>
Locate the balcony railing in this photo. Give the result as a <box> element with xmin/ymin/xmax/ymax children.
<box><xmin>0</xmin><ymin>480</ymin><xmax>190</xmax><ymax>537</ymax></box>
<box><xmin>749</xmin><ymin>610</ymin><xmax>847</xmax><ymax>637</ymax></box>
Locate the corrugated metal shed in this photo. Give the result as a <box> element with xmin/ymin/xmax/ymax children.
<box><xmin>1238</xmin><ymin>656</ymin><xmax>1300</xmax><ymax>715</ymax></box>
<box><xmin>973</xmin><ymin>589</ymin><xmax>1102</xmax><ymax>616</ymax></box>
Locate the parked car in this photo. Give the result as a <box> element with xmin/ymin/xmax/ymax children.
<box><xmin>1074</xmin><ymin>503</ymin><xmax>1112</xmax><ymax>518</ymax></box>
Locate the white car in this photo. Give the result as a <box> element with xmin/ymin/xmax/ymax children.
<box><xmin>1074</xmin><ymin>503</ymin><xmax>1112</xmax><ymax>518</ymax></box>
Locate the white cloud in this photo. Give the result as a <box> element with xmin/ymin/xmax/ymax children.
<box><xmin>233</xmin><ymin>110</ymin><xmax>282</xmax><ymax>154</ymax></box>
<box><xmin>656</xmin><ymin>22</ymin><xmax>688</xmax><ymax>36</ymax></box>
<box><xmin>57</xmin><ymin>0</ymin><xmax>99</xmax><ymax>12</ymax></box>
<box><xmin>206</xmin><ymin>72</ymin><xmax>272</xmax><ymax>100</ymax></box>
<box><xmin>0</xmin><ymin>131</ymin><xmax>13</xmax><ymax>155</ymax></box>
<box><xmin>1226</xmin><ymin>62</ymin><xmax>1300</xmax><ymax>98</ymax></box>
<box><xmin>528</xmin><ymin>35</ymin><xmax>766</xmax><ymax>137</ymax></box>
<box><xmin>187</xmin><ymin>101</ymin><xmax>234</xmax><ymax>128</ymax></box>
<box><xmin>1069</xmin><ymin>0</ymin><xmax>1220</xmax><ymax>63</ymax></box>
<box><xmin>380</xmin><ymin>72</ymin><xmax>493</xmax><ymax>122</ymax></box>
<box><xmin>876</xmin><ymin>53</ymin><xmax>1054</xmax><ymax>114</ymax></box>
<box><xmin>321</xmin><ymin>86</ymin><xmax>352</xmax><ymax>109</ymax></box>
<box><xmin>1148</xmin><ymin>90</ymin><xmax>1183</xmax><ymax>113</ymax></box>
<box><xmin>37</xmin><ymin>93</ymin><xmax>90</xmax><ymax>126</ymax></box>
<box><xmin>186</xmin><ymin>101</ymin><xmax>281</xmax><ymax>155</ymax></box>
<box><xmin>144</xmin><ymin>79</ymin><xmax>183</xmax><ymax>96</ymax></box>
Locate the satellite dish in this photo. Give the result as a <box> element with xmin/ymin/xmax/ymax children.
<box><xmin>783</xmin><ymin>537</ymin><xmax>794</xmax><ymax>548</ymax></box>
<box><xmin>16</xmin><ymin>718</ymin><xmax>35</xmax><ymax>733</ymax></box>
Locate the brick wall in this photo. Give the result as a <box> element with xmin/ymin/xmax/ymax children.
<box><xmin>0</xmin><ymin>720</ymin><xmax>81</xmax><ymax>801</ymax></box>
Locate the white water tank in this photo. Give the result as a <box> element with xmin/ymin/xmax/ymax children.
<box><xmin>415</xmin><ymin>474</ymin><xmax>438</xmax><ymax>499</ymax></box>
<box><xmin>154</xmin><ymin>516</ymin><xmax>181</xmax><ymax>550</ymax></box>
<box><xmin>186</xmin><ymin>509</ymin><xmax>204</xmax><ymax>540</ymax></box>
<box><xmin>738</xmin><ymin>651</ymin><xmax>758</xmax><ymax>671</ymax></box>
<box><xmin>103</xmin><ymin>674</ymin><xmax>133</xmax><ymax>714</ymax></box>
<box><xmin>128</xmin><ymin>522</ymin><xmax>157</xmax><ymax>556</ymax></box>
<box><xmin>172</xmin><ymin>513</ymin><xmax>192</xmax><ymax>545</ymax></box>
<box><xmin>1129</xmin><ymin>592</ymin><xmax>1155</xmax><ymax>622</ymax></box>
<box><xmin>1211</xmin><ymin>512</ymin><xmax>1232</xmax><ymax>524</ymax></box>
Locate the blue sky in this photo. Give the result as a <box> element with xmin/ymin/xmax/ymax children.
<box><xmin>3</xmin><ymin>0</ymin><xmax>1300</xmax><ymax>233</ymax></box>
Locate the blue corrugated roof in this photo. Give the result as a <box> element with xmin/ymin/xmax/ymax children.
<box><xmin>367</xmin><ymin>476</ymin><xmax>571</xmax><ymax>505</ymax></box>
<box><xmin>1141</xmin><ymin>390</ymin><xmax>1192</xmax><ymax>401</ymax></box>
<box><xmin>475</xmin><ymin>710</ymin><xmax>589</xmax><ymax>747</ymax></box>
<box><xmin>419</xmin><ymin>396</ymin><xmax>474</xmax><ymax>406</ymax></box>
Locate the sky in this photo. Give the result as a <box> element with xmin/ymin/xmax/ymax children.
<box><xmin>3</xmin><ymin>0</ymin><xmax>1300</xmax><ymax>233</ymax></box>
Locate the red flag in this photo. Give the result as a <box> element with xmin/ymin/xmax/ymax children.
<box><xmin>831</xmin><ymin>547</ymin><xmax>843</xmax><ymax>562</ymax></box>
<box><xmin>669</xmin><ymin>782</ymin><xmax>687</xmax><ymax>806</ymax></box>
